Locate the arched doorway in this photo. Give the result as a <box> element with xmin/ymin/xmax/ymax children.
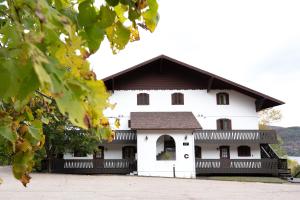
<box><xmin>156</xmin><ymin>135</ymin><xmax>176</xmax><ymax>160</ymax></box>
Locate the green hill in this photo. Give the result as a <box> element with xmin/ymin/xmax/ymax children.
<box><xmin>270</xmin><ymin>126</ymin><xmax>300</xmax><ymax>156</ymax></box>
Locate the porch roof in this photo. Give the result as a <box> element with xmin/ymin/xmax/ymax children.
<box><xmin>130</xmin><ymin>112</ymin><xmax>202</xmax><ymax>130</ymax></box>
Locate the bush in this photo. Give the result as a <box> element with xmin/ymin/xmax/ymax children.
<box><xmin>288</xmin><ymin>159</ymin><xmax>300</xmax><ymax>177</ymax></box>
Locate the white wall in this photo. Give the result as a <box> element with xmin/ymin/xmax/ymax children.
<box><xmin>104</xmin><ymin>89</ymin><xmax>259</xmax><ymax>130</ymax></box>
<box><xmin>194</xmin><ymin>143</ymin><xmax>261</xmax><ymax>159</ymax></box>
<box><xmin>137</xmin><ymin>130</ymin><xmax>196</xmax><ymax>178</ymax></box>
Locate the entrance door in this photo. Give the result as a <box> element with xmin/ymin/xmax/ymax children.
<box><xmin>93</xmin><ymin>146</ymin><xmax>104</xmax><ymax>170</ymax></box>
<box><xmin>122</xmin><ymin>146</ymin><xmax>136</xmax><ymax>160</ymax></box>
<box><xmin>219</xmin><ymin>146</ymin><xmax>230</xmax><ymax>168</ymax></box>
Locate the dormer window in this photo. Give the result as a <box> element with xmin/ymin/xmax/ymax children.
<box><xmin>216</xmin><ymin>92</ymin><xmax>229</xmax><ymax>105</ymax></box>
<box><xmin>137</xmin><ymin>93</ymin><xmax>149</xmax><ymax>105</ymax></box>
<box><xmin>171</xmin><ymin>93</ymin><xmax>184</xmax><ymax>105</ymax></box>
<box><xmin>217</xmin><ymin>119</ymin><xmax>232</xmax><ymax>130</ymax></box>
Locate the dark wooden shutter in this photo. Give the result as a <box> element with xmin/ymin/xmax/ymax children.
<box><xmin>226</xmin><ymin>119</ymin><xmax>232</xmax><ymax>130</ymax></box>
<box><xmin>216</xmin><ymin>93</ymin><xmax>220</xmax><ymax>105</ymax></box>
<box><xmin>217</xmin><ymin>119</ymin><xmax>221</xmax><ymax>130</ymax></box>
<box><xmin>172</xmin><ymin>93</ymin><xmax>184</xmax><ymax>105</ymax></box>
<box><xmin>137</xmin><ymin>93</ymin><xmax>149</xmax><ymax>105</ymax></box>
<box><xmin>128</xmin><ymin>120</ymin><xmax>131</xmax><ymax>128</ymax></box>
<box><xmin>225</xmin><ymin>93</ymin><xmax>229</xmax><ymax>105</ymax></box>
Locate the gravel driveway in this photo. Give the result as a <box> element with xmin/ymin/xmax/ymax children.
<box><xmin>0</xmin><ymin>166</ymin><xmax>299</xmax><ymax>200</ymax></box>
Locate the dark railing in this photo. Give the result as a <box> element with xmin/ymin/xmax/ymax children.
<box><xmin>107</xmin><ymin>130</ymin><xmax>137</xmax><ymax>144</ymax></box>
<box><xmin>51</xmin><ymin>159</ymin><xmax>137</xmax><ymax>174</ymax></box>
<box><xmin>195</xmin><ymin>159</ymin><xmax>279</xmax><ymax>175</ymax></box>
<box><xmin>194</xmin><ymin>130</ymin><xmax>277</xmax><ymax>144</ymax></box>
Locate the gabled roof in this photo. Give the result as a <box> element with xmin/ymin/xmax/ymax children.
<box><xmin>130</xmin><ymin>112</ymin><xmax>202</xmax><ymax>130</ymax></box>
<box><xmin>103</xmin><ymin>55</ymin><xmax>284</xmax><ymax>111</ymax></box>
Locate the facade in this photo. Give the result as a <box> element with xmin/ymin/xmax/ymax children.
<box><xmin>52</xmin><ymin>55</ymin><xmax>289</xmax><ymax>178</ymax></box>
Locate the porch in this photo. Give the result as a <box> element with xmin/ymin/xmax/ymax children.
<box><xmin>195</xmin><ymin>158</ymin><xmax>288</xmax><ymax>176</ymax></box>
<box><xmin>51</xmin><ymin>158</ymin><xmax>137</xmax><ymax>174</ymax></box>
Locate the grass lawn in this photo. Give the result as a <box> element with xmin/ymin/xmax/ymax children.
<box><xmin>198</xmin><ymin>176</ymin><xmax>288</xmax><ymax>184</ymax></box>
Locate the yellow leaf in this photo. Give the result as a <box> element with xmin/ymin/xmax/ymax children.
<box><xmin>114</xmin><ymin>118</ymin><xmax>120</xmax><ymax>128</ymax></box>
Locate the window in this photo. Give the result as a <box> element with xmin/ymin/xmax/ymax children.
<box><xmin>216</xmin><ymin>92</ymin><xmax>229</xmax><ymax>105</ymax></box>
<box><xmin>137</xmin><ymin>93</ymin><xmax>149</xmax><ymax>105</ymax></box>
<box><xmin>171</xmin><ymin>93</ymin><xmax>184</xmax><ymax>105</ymax></box>
<box><xmin>94</xmin><ymin>146</ymin><xmax>104</xmax><ymax>159</ymax></box>
<box><xmin>122</xmin><ymin>146</ymin><xmax>136</xmax><ymax>159</ymax></box>
<box><xmin>156</xmin><ymin>135</ymin><xmax>176</xmax><ymax>160</ymax></box>
<box><xmin>73</xmin><ymin>150</ymin><xmax>87</xmax><ymax>157</ymax></box>
<box><xmin>238</xmin><ymin>146</ymin><xmax>251</xmax><ymax>157</ymax></box>
<box><xmin>217</xmin><ymin>119</ymin><xmax>232</xmax><ymax>130</ymax></box>
<box><xmin>219</xmin><ymin>146</ymin><xmax>230</xmax><ymax>159</ymax></box>
<box><xmin>195</xmin><ymin>146</ymin><xmax>202</xmax><ymax>159</ymax></box>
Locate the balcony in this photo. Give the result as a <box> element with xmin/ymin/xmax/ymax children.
<box><xmin>193</xmin><ymin>130</ymin><xmax>277</xmax><ymax>144</ymax></box>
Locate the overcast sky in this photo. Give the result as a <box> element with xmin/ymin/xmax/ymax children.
<box><xmin>89</xmin><ymin>0</ymin><xmax>300</xmax><ymax>127</ymax></box>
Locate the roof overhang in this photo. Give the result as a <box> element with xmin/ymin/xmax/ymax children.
<box><xmin>130</xmin><ymin>112</ymin><xmax>202</xmax><ymax>130</ymax></box>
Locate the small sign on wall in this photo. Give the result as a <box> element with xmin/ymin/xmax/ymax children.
<box><xmin>183</xmin><ymin>142</ymin><xmax>189</xmax><ymax>146</ymax></box>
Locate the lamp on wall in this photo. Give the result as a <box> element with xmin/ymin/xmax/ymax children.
<box><xmin>184</xmin><ymin>135</ymin><xmax>187</xmax><ymax>140</ymax></box>
<box><xmin>145</xmin><ymin>136</ymin><xmax>148</xmax><ymax>141</ymax></box>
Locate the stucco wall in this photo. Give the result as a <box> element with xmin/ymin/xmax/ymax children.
<box><xmin>104</xmin><ymin>89</ymin><xmax>259</xmax><ymax>130</ymax></box>
<box><xmin>194</xmin><ymin>143</ymin><xmax>261</xmax><ymax>159</ymax></box>
<box><xmin>137</xmin><ymin>130</ymin><xmax>196</xmax><ymax>178</ymax></box>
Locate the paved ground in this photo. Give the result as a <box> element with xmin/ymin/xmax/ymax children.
<box><xmin>0</xmin><ymin>167</ymin><xmax>299</xmax><ymax>200</ymax></box>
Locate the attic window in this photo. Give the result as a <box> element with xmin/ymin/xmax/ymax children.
<box><xmin>217</xmin><ymin>92</ymin><xmax>229</xmax><ymax>105</ymax></box>
<box><xmin>217</xmin><ymin>119</ymin><xmax>232</xmax><ymax>130</ymax></box>
<box><xmin>172</xmin><ymin>93</ymin><xmax>184</xmax><ymax>105</ymax></box>
<box><xmin>137</xmin><ymin>93</ymin><xmax>149</xmax><ymax>105</ymax></box>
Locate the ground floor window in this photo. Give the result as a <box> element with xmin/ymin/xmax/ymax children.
<box><xmin>156</xmin><ymin>135</ymin><xmax>176</xmax><ymax>160</ymax></box>
<box><xmin>73</xmin><ymin>150</ymin><xmax>87</xmax><ymax>157</ymax></box>
<box><xmin>237</xmin><ymin>146</ymin><xmax>251</xmax><ymax>157</ymax></box>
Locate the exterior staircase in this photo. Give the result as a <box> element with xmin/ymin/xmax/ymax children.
<box><xmin>260</xmin><ymin>144</ymin><xmax>292</xmax><ymax>178</ymax></box>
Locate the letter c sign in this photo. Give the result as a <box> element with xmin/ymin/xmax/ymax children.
<box><xmin>184</xmin><ymin>154</ymin><xmax>189</xmax><ymax>159</ymax></box>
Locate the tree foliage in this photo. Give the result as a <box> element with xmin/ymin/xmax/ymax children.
<box><xmin>0</xmin><ymin>0</ymin><xmax>159</xmax><ymax>186</ymax></box>
<box><xmin>258</xmin><ymin>108</ymin><xmax>286</xmax><ymax>157</ymax></box>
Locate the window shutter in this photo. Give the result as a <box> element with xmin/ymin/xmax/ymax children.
<box><xmin>226</xmin><ymin>93</ymin><xmax>229</xmax><ymax>105</ymax></box>
<box><xmin>227</xmin><ymin>119</ymin><xmax>232</xmax><ymax>130</ymax></box>
<box><xmin>217</xmin><ymin>119</ymin><xmax>221</xmax><ymax>130</ymax></box>
<box><xmin>216</xmin><ymin>94</ymin><xmax>220</xmax><ymax>105</ymax></box>
<box><xmin>128</xmin><ymin>120</ymin><xmax>131</xmax><ymax>128</ymax></box>
<box><xmin>172</xmin><ymin>93</ymin><xmax>176</xmax><ymax>105</ymax></box>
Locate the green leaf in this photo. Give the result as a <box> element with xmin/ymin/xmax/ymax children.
<box><xmin>78</xmin><ymin>0</ymin><xmax>98</xmax><ymax>27</ymax></box>
<box><xmin>142</xmin><ymin>0</ymin><xmax>159</xmax><ymax>32</ymax></box>
<box><xmin>106</xmin><ymin>21</ymin><xmax>130</xmax><ymax>53</ymax></box>
<box><xmin>114</xmin><ymin>4</ymin><xmax>127</xmax><ymax>23</ymax></box>
<box><xmin>55</xmin><ymin>85</ymin><xmax>87</xmax><ymax>129</ymax></box>
<box><xmin>98</xmin><ymin>6</ymin><xmax>116</xmax><ymax>29</ymax></box>
<box><xmin>120</xmin><ymin>0</ymin><xmax>130</xmax><ymax>5</ymax></box>
<box><xmin>0</xmin><ymin>122</ymin><xmax>17</xmax><ymax>143</ymax></box>
<box><xmin>129</xmin><ymin>7</ymin><xmax>141</xmax><ymax>21</ymax></box>
<box><xmin>106</xmin><ymin>0</ymin><xmax>119</xmax><ymax>7</ymax></box>
<box><xmin>28</xmin><ymin>120</ymin><xmax>43</xmax><ymax>141</ymax></box>
<box><xmin>84</xmin><ymin>22</ymin><xmax>105</xmax><ymax>53</ymax></box>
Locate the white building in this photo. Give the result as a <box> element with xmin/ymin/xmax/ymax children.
<box><xmin>55</xmin><ymin>55</ymin><xmax>289</xmax><ymax>178</ymax></box>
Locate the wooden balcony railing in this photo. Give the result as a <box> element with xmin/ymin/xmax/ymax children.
<box><xmin>195</xmin><ymin>158</ymin><xmax>279</xmax><ymax>175</ymax></box>
<box><xmin>194</xmin><ymin>130</ymin><xmax>277</xmax><ymax>144</ymax></box>
<box><xmin>51</xmin><ymin>158</ymin><xmax>137</xmax><ymax>174</ymax></box>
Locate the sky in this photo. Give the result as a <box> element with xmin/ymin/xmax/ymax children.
<box><xmin>89</xmin><ymin>0</ymin><xmax>300</xmax><ymax>127</ymax></box>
